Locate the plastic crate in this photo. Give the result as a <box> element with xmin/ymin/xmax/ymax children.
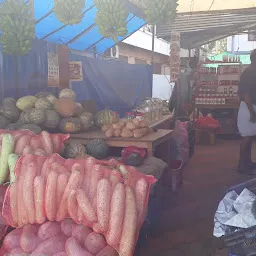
<box><xmin>223</xmin><ymin>178</ymin><xmax>256</xmax><ymax>256</ymax></box>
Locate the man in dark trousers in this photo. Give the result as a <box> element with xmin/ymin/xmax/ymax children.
<box><xmin>237</xmin><ymin>49</ymin><xmax>256</xmax><ymax>174</ymax></box>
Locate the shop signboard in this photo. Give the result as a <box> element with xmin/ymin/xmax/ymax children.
<box><xmin>47</xmin><ymin>52</ymin><xmax>60</xmax><ymax>87</ymax></box>
<box><xmin>69</xmin><ymin>61</ymin><xmax>83</xmax><ymax>82</ymax></box>
<box><xmin>170</xmin><ymin>31</ymin><xmax>181</xmax><ymax>82</ymax></box>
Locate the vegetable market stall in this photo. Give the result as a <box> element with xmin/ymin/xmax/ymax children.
<box><xmin>69</xmin><ymin>129</ymin><xmax>172</xmax><ymax>164</ymax></box>
<box><xmin>195</xmin><ymin>60</ymin><xmax>241</xmax><ymax>134</ymax></box>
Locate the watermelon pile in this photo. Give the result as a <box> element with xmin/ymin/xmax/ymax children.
<box><xmin>0</xmin><ymin>89</ymin><xmax>95</xmax><ymax>134</ymax></box>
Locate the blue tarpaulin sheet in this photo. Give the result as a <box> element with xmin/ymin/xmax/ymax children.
<box><xmin>32</xmin><ymin>0</ymin><xmax>145</xmax><ymax>53</ymax></box>
<box><xmin>70</xmin><ymin>54</ymin><xmax>152</xmax><ymax>115</ymax></box>
<box><xmin>0</xmin><ymin>0</ymin><xmax>145</xmax><ymax>54</ymax></box>
<box><xmin>0</xmin><ymin>40</ymin><xmax>152</xmax><ymax>115</ymax></box>
<box><xmin>0</xmin><ymin>39</ymin><xmax>58</xmax><ymax>102</ymax></box>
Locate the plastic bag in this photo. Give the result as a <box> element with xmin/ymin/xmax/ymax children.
<box><xmin>0</xmin><ymin>130</ymin><xmax>69</xmax><ymax>156</ymax></box>
<box><xmin>2</xmin><ymin>154</ymin><xmax>157</xmax><ymax>256</ymax></box>
<box><xmin>170</xmin><ymin>120</ymin><xmax>189</xmax><ymax>164</ymax></box>
<box><xmin>196</xmin><ymin>116</ymin><xmax>220</xmax><ymax>131</ymax></box>
<box><xmin>0</xmin><ymin>220</ymin><xmax>118</xmax><ymax>256</ymax></box>
<box><xmin>121</xmin><ymin>146</ymin><xmax>147</xmax><ymax>159</ymax></box>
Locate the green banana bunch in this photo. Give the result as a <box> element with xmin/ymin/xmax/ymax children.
<box><xmin>143</xmin><ymin>0</ymin><xmax>178</xmax><ymax>25</ymax></box>
<box><xmin>95</xmin><ymin>0</ymin><xmax>128</xmax><ymax>42</ymax></box>
<box><xmin>53</xmin><ymin>0</ymin><xmax>85</xmax><ymax>25</ymax></box>
<box><xmin>0</xmin><ymin>0</ymin><xmax>35</xmax><ymax>56</ymax></box>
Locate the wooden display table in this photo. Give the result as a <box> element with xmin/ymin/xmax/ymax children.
<box><xmin>149</xmin><ymin>114</ymin><xmax>172</xmax><ymax>130</ymax></box>
<box><xmin>69</xmin><ymin>129</ymin><xmax>172</xmax><ymax>165</ymax></box>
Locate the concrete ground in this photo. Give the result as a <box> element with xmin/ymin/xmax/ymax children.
<box><xmin>135</xmin><ymin>138</ymin><xmax>252</xmax><ymax>256</ymax></box>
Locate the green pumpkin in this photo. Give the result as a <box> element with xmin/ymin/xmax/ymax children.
<box><xmin>19</xmin><ymin>109</ymin><xmax>32</xmax><ymax>124</ymax></box>
<box><xmin>20</xmin><ymin>124</ymin><xmax>42</xmax><ymax>134</ymax></box>
<box><xmin>29</xmin><ymin>108</ymin><xmax>46</xmax><ymax>125</ymax></box>
<box><xmin>59</xmin><ymin>88</ymin><xmax>77</xmax><ymax>101</ymax></box>
<box><xmin>59</xmin><ymin>118</ymin><xmax>82</xmax><ymax>133</ymax></box>
<box><xmin>35</xmin><ymin>98</ymin><xmax>53</xmax><ymax>110</ymax></box>
<box><xmin>3</xmin><ymin>98</ymin><xmax>16</xmax><ymax>105</ymax></box>
<box><xmin>0</xmin><ymin>114</ymin><xmax>10</xmax><ymax>129</ymax></box>
<box><xmin>79</xmin><ymin>112</ymin><xmax>94</xmax><ymax>131</ymax></box>
<box><xmin>45</xmin><ymin>110</ymin><xmax>61</xmax><ymax>129</ymax></box>
<box><xmin>63</xmin><ymin>141</ymin><xmax>87</xmax><ymax>159</ymax></box>
<box><xmin>1</xmin><ymin>101</ymin><xmax>20</xmax><ymax>122</ymax></box>
<box><xmin>86</xmin><ymin>138</ymin><xmax>109</xmax><ymax>160</ymax></box>
<box><xmin>94</xmin><ymin>110</ymin><xmax>119</xmax><ymax>127</ymax></box>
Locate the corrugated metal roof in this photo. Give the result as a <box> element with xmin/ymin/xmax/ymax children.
<box><xmin>158</xmin><ymin>12</ymin><xmax>256</xmax><ymax>34</ymax></box>
<box><xmin>156</xmin><ymin>8</ymin><xmax>256</xmax><ymax>49</ymax></box>
<box><xmin>128</xmin><ymin>0</ymin><xmax>256</xmax><ymax>13</ymax></box>
<box><xmin>177</xmin><ymin>0</ymin><xmax>256</xmax><ymax>13</ymax></box>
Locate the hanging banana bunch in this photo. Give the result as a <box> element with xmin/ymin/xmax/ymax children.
<box><xmin>0</xmin><ymin>0</ymin><xmax>35</xmax><ymax>56</ymax></box>
<box><xmin>53</xmin><ymin>0</ymin><xmax>85</xmax><ymax>25</ymax></box>
<box><xmin>95</xmin><ymin>0</ymin><xmax>129</xmax><ymax>42</ymax></box>
<box><xmin>142</xmin><ymin>0</ymin><xmax>178</xmax><ymax>25</ymax></box>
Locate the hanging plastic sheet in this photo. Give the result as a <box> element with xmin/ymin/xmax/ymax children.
<box><xmin>0</xmin><ymin>39</ymin><xmax>58</xmax><ymax>102</ymax></box>
<box><xmin>70</xmin><ymin>54</ymin><xmax>152</xmax><ymax>116</ymax></box>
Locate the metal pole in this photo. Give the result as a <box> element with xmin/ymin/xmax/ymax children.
<box><xmin>151</xmin><ymin>25</ymin><xmax>155</xmax><ymax>73</ymax></box>
<box><xmin>231</xmin><ymin>35</ymin><xmax>235</xmax><ymax>55</ymax></box>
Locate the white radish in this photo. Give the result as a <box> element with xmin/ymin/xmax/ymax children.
<box><xmin>34</xmin><ymin>176</ymin><xmax>46</xmax><ymax>224</ymax></box>
<box><xmin>23</xmin><ymin>162</ymin><xmax>37</xmax><ymax>224</ymax></box>
<box><xmin>135</xmin><ymin>178</ymin><xmax>148</xmax><ymax>226</ymax></box>
<box><xmin>119</xmin><ymin>186</ymin><xmax>138</xmax><ymax>256</ymax></box>
<box><xmin>106</xmin><ymin>183</ymin><xmax>125</xmax><ymax>246</ymax></box>
<box><xmin>76</xmin><ymin>189</ymin><xmax>97</xmax><ymax>223</ymax></box>
<box><xmin>96</xmin><ymin>178</ymin><xmax>111</xmax><ymax>232</ymax></box>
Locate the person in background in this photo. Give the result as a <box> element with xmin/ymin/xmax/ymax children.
<box><xmin>168</xmin><ymin>56</ymin><xmax>198</xmax><ymax>117</ymax></box>
<box><xmin>237</xmin><ymin>49</ymin><xmax>256</xmax><ymax>175</ymax></box>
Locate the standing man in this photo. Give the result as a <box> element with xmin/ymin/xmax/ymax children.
<box><xmin>237</xmin><ymin>49</ymin><xmax>256</xmax><ymax>174</ymax></box>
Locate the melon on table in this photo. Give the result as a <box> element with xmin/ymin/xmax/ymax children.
<box><xmin>94</xmin><ymin>110</ymin><xmax>119</xmax><ymax>128</ymax></box>
<box><xmin>16</xmin><ymin>96</ymin><xmax>37</xmax><ymax>111</ymax></box>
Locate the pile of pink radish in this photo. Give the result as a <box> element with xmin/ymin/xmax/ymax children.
<box><xmin>1</xmin><ymin>220</ymin><xmax>118</xmax><ymax>256</ymax></box>
<box><xmin>0</xmin><ymin>130</ymin><xmax>69</xmax><ymax>156</ymax></box>
<box><xmin>2</xmin><ymin>154</ymin><xmax>156</xmax><ymax>256</ymax></box>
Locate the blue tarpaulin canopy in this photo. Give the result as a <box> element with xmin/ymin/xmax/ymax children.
<box><xmin>32</xmin><ymin>0</ymin><xmax>145</xmax><ymax>54</ymax></box>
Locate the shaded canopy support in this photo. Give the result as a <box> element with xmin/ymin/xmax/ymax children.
<box><xmin>127</xmin><ymin>0</ymin><xmax>256</xmax><ymax>14</ymax></box>
<box><xmin>10</xmin><ymin>0</ymin><xmax>146</xmax><ymax>54</ymax></box>
<box><xmin>66</xmin><ymin>24</ymin><xmax>96</xmax><ymax>45</ymax></box>
<box><xmin>187</xmin><ymin>23</ymin><xmax>256</xmax><ymax>49</ymax></box>
<box><xmin>39</xmin><ymin>5</ymin><xmax>96</xmax><ymax>41</ymax></box>
<box><xmin>83</xmin><ymin>14</ymin><xmax>137</xmax><ymax>51</ymax></box>
<box><xmin>155</xmin><ymin>8</ymin><xmax>256</xmax><ymax>49</ymax></box>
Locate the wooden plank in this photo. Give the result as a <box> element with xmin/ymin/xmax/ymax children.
<box><xmin>150</xmin><ymin>114</ymin><xmax>173</xmax><ymax>129</ymax></box>
<box><xmin>70</xmin><ymin>129</ymin><xmax>173</xmax><ymax>143</ymax></box>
